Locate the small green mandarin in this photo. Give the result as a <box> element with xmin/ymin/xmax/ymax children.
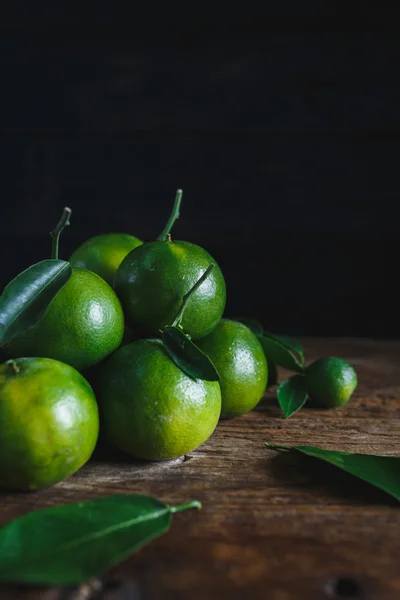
<box><xmin>197</xmin><ymin>319</ymin><xmax>268</xmax><ymax>418</ymax></box>
<box><xmin>0</xmin><ymin>357</ymin><xmax>99</xmax><ymax>491</ymax></box>
<box><xmin>70</xmin><ymin>233</ymin><xmax>142</xmax><ymax>286</ymax></box>
<box><xmin>114</xmin><ymin>240</ymin><xmax>226</xmax><ymax>340</ymax></box>
<box><xmin>306</xmin><ymin>356</ymin><xmax>358</xmax><ymax>408</ymax></box>
<box><xmin>6</xmin><ymin>269</ymin><xmax>124</xmax><ymax>371</ymax></box>
<box><xmin>98</xmin><ymin>339</ymin><xmax>222</xmax><ymax>460</ymax></box>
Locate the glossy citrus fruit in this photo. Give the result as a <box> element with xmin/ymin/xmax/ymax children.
<box><xmin>306</xmin><ymin>357</ymin><xmax>358</xmax><ymax>407</ymax></box>
<box><xmin>98</xmin><ymin>339</ymin><xmax>222</xmax><ymax>460</ymax></box>
<box><xmin>197</xmin><ymin>319</ymin><xmax>268</xmax><ymax>418</ymax></box>
<box><xmin>0</xmin><ymin>357</ymin><xmax>99</xmax><ymax>491</ymax></box>
<box><xmin>114</xmin><ymin>240</ymin><xmax>226</xmax><ymax>340</ymax></box>
<box><xmin>70</xmin><ymin>233</ymin><xmax>142</xmax><ymax>286</ymax></box>
<box><xmin>6</xmin><ymin>268</ymin><xmax>124</xmax><ymax>371</ymax></box>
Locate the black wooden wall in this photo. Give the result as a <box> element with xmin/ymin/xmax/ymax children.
<box><xmin>0</xmin><ymin>6</ymin><xmax>397</xmax><ymax>337</ymax></box>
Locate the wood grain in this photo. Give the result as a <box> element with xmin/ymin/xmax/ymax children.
<box><xmin>1</xmin><ymin>338</ymin><xmax>400</xmax><ymax>599</ymax></box>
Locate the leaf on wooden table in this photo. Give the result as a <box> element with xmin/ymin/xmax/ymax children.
<box><xmin>0</xmin><ymin>259</ymin><xmax>72</xmax><ymax>346</ymax></box>
<box><xmin>277</xmin><ymin>375</ymin><xmax>308</xmax><ymax>418</ymax></box>
<box><xmin>265</xmin><ymin>443</ymin><xmax>400</xmax><ymax>502</ymax></box>
<box><xmin>162</xmin><ymin>325</ymin><xmax>220</xmax><ymax>381</ymax></box>
<box><xmin>0</xmin><ymin>495</ymin><xmax>201</xmax><ymax>585</ymax></box>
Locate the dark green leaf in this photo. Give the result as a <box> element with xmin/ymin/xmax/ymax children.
<box><xmin>0</xmin><ymin>495</ymin><xmax>201</xmax><ymax>585</ymax></box>
<box><xmin>277</xmin><ymin>375</ymin><xmax>308</xmax><ymax>418</ymax></box>
<box><xmin>265</xmin><ymin>443</ymin><xmax>400</xmax><ymax>502</ymax></box>
<box><xmin>162</xmin><ymin>326</ymin><xmax>220</xmax><ymax>381</ymax></box>
<box><xmin>259</xmin><ymin>335</ymin><xmax>304</xmax><ymax>374</ymax></box>
<box><xmin>0</xmin><ymin>260</ymin><xmax>72</xmax><ymax>346</ymax></box>
<box><xmin>267</xmin><ymin>359</ymin><xmax>278</xmax><ymax>387</ymax></box>
<box><xmin>233</xmin><ymin>317</ymin><xmax>264</xmax><ymax>336</ymax></box>
<box><xmin>266</xmin><ymin>332</ymin><xmax>305</xmax><ymax>364</ymax></box>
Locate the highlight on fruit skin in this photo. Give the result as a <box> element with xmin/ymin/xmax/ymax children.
<box><xmin>0</xmin><ymin>357</ymin><xmax>99</xmax><ymax>491</ymax></box>
<box><xmin>70</xmin><ymin>233</ymin><xmax>143</xmax><ymax>287</ymax></box>
<box><xmin>97</xmin><ymin>338</ymin><xmax>222</xmax><ymax>461</ymax></box>
<box><xmin>196</xmin><ymin>318</ymin><xmax>268</xmax><ymax>419</ymax></box>
<box><xmin>305</xmin><ymin>356</ymin><xmax>358</xmax><ymax>408</ymax></box>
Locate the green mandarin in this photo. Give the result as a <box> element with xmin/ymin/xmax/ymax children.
<box><xmin>197</xmin><ymin>319</ymin><xmax>268</xmax><ymax>418</ymax></box>
<box><xmin>0</xmin><ymin>358</ymin><xmax>99</xmax><ymax>491</ymax></box>
<box><xmin>98</xmin><ymin>339</ymin><xmax>222</xmax><ymax>460</ymax></box>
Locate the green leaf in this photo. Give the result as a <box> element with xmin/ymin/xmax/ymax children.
<box><xmin>266</xmin><ymin>332</ymin><xmax>305</xmax><ymax>364</ymax></box>
<box><xmin>277</xmin><ymin>375</ymin><xmax>308</xmax><ymax>418</ymax></box>
<box><xmin>259</xmin><ymin>335</ymin><xmax>304</xmax><ymax>374</ymax></box>
<box><xmin>0</xmin><ymin>260</ymin><xmax>72</xmax><ymax>346</ymax></box>
<box><xmin>232</xmin><ymin>321</ymin><xmax>305</xmax><ymax>369</ymax></box>
<box><xmin>265</xmin><ymin>443</ymin><xmax>400</xmax><ymax>502</ymax></box>
<box><xmin>0</xmin><ymin>495</ymin><xmax>201</xmax><ymax>585</ymax></box>
<box><xmin>233</xmin><ymin>317</ymin><xmax>264</xmax><ymax>336</ymax></box>
<box><xmin>162</xmin><ymin>326</ymin><xmax>220</xmax><ymax>381</ymax></box>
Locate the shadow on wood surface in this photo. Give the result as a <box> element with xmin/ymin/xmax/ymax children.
<box><xmin>268</xmin><ymin>451</ymin><xmax>399</xmax><ymax>507</ymax></box>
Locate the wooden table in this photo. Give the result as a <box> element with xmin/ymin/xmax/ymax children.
<box><xmin>1</xmin><ymin>339</ymin><xmax>399</xmax><ymax>600</ymax></box>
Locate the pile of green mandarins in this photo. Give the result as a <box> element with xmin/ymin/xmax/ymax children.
<box><xmin>0</xmin><ymin>190</ymin><xmax>357</xmax><ymax>491</ymax></box>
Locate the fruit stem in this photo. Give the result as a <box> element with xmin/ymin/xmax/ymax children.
<box><xmin>170</xmin><ymin>500</ymin><xmax>202</xmax><ymax>514</ymax></box>
<box><xmin>172</xmin><ymin>264</ymin><xmax>214</xmax><ymax>327</ymax></box>
<box><xmin>50</xmin><ymin>207</ymin><xmax>72</xmax><ymax>259</ymax></box>
<box><xmin>157</xmin><ymin>189</ymin><xmax>182</xmax><ymax>241</ymax></box>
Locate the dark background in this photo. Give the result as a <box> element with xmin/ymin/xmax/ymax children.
<box><xmin>0</xmin><ymin>5</ymin><xmax>397</xmax><ymax>337</ymax></box>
